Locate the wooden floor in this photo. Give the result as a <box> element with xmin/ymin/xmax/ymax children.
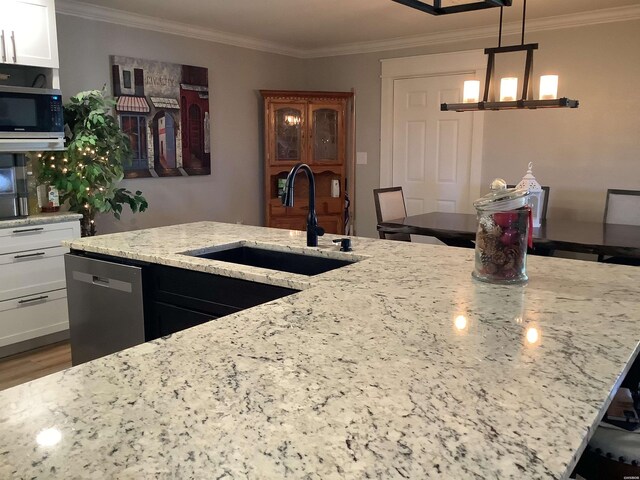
<box><xmin>0</xmin><ymin>341</ymin><xmax>72</xmax><ymax>391</ymax></box>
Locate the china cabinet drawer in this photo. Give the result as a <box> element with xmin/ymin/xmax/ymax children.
<box><xmin>0</xmin><ymin>288</ymin><xmax>68</xmax><ymax>348</ymax></box>
<box><xmin>269</xmin><ymin>215</ymin><xmax>342</xmax><ymax>234</ymax></box>
<box><xmin>0</xmin><ymin>246</ymin><xmax>66</xmax><ymax>302</ymax></box>
<box><xmin>0</xmin><ymin>220</ymin><xmax>78</xmax><ymax>255</ymax></box>
<box><xmin>269</xmin><ymin>197</ymin><xmax>342</xmax><ymax>217</ymax></box>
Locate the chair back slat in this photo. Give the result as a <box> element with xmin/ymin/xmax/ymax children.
<box><xmin>605</xmin><ymin>189</ymin><xmax>640</xmax><ymax>226</ymax></box>
<box><xmin>373</xmin><ymin>187</ymin><xmax>411</xmax><ymax>241</ymax></box>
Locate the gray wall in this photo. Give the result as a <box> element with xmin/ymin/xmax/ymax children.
<box><xmin>56</xmin><ymin>14</ymin><xmax>306</xmax><ymax>233</ymax></box>
<box><xmin>305</xmin><ymin>20</ymin><xmax>640</xmax><ymax>237</ymax></box>
<box><xmin>56</xmin><ymin>14</ymin><xmax>640</xmax><ymax>238</ymax></box>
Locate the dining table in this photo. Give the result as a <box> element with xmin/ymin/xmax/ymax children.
<box><xmin>378</xmin><ymin>212</ymin><xmax>640</xmax><ymax>259</ymax></box>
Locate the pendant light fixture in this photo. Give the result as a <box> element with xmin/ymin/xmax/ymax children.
<box><xmin>439</xmin><ymin>0</ymin><xmax>580</xmax><ymax>112</ymax></box>
<box><xmin>391</xmin><ymin>0</ymin><xmax>512</xmax><ymax>16</ymax></box>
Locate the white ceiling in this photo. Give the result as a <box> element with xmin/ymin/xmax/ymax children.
<box><xmin>58</xmin><ymin>0</ymin><xmax>640</xmax><ymax>57</ymax></box>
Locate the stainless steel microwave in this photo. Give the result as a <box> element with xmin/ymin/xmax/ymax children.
<box><xmin>0</xmin><ymin>86</ymin><xmax>64</xmax><ymax>152</ymax></box>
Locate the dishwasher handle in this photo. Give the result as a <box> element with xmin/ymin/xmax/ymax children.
<box><xmin>92</xmin><ymin>275</ymin><xmax>110</xmax><ymax>286</ymax></box>
<box><xmin>71</xmin><ymin>270</ymin><xmax>133</xmax><ymax>293</ymax></box>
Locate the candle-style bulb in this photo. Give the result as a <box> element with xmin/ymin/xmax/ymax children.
<box><xmin>500</xmin><ymin>77</ymin><xmax>518</xmax><ymax>102</ymax></box>
<box><xmin>539</xmin><ymin>75</ymin><xmax>559</xmax><ymax>100</ymax></box>
<box><xmin>463</xmin><ymin>80</ymin><xmax>480</xmax><ymax>103</ymax></box>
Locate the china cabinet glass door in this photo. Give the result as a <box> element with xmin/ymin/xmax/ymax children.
<box><xmin>273</xmin><ymin>105</ymin><xmax>304</xmax><ymax>164</ymax></box>
<box><xmin>309</xmin><ymin>104</ymin><xmax>342</xmax><ymax>164</ymax></box>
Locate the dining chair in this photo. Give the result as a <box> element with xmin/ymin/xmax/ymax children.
<box><xmin>508</xmin><ymin>185</ymin><xmax>550</xmax><ymax>222</ymax></box>
<box><xmin>373</xmin><ymin>186</ymin><xmax>411</xmax><ymax>242</ymax></box>
<box><xmin>599</xmin><ymin>189</ymin><xmax>640</xmax><ymax>265</ymax></box>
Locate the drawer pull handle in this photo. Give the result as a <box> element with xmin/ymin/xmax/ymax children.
<box><xmin>0</xmin><ymin>30</ymin><xmax>5</xmax><ymax>63</ymax></box>
<box><xmin>18</xmin><ymin>295</ymin><xmax>49</xmax><ymax>304</ymax></box>
<box><xmin>14</xmin><ymin>252</ymin><xmax>46</xmax><ymax>259</ymax></box>
<box><xmin>12</xmin><ymin>227</ymin><xmax>44</xmax><ymax>234</ymax></box>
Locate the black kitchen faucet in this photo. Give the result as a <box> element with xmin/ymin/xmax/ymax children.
<box><xmin>281</xmin><ymin>163</ymin><xmax>325</xmax><ymax>247</ymax></box>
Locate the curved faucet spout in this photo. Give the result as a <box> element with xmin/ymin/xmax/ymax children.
<box><xmin>282</xmin><ymin>163</ymin><xmax>324</xmax><ymax>246</ymax></box>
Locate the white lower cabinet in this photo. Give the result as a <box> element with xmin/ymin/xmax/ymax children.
<box><xmin>0</xmin><ymin>289</ymin><xmax>68</xmax><ymax>348</ymax></box>
<box><xmin>0</xmin><ymin>218</ymin><xmax>80</xmax><ymax>353</ymax></box>
<box><xmin>0</xmin><ymin>245</ymin><xmax>66</xmax><ymax>302</ymax></box>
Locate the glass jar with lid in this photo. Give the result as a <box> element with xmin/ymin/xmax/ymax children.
<box><xmin>472</xmin><ymin>180</ymin><xmax>531</xmax><ymax>284</ymax></box>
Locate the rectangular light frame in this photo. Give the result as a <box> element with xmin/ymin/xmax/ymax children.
<box><xmin>391</xmin><ymin>0</ymin><xmax>512</xmax><ymax>16</ymax></box>
<box><xmin>441</xmin><ymin>43</ymin><xmax>580</xmax><ymax>112</ymax></box>
<box><xmin>441</xmin><ymin>98</ymin><xmax>579</xmax><ymax>112</ymax></box>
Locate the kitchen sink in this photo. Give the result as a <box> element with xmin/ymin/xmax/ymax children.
<box><xmin>185</xmin><ymin>245</ymin><xmax>356</xmax><ymax>276</ymax></box>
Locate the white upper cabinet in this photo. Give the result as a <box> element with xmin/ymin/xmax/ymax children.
<box><xmin>0</xmin><ymin>0</ymin><xmax>59</xmax><ymax>69</ymax></box>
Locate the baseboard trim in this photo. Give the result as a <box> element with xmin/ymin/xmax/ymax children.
<box><xmin>0</xmin><ymin>330</ymin><xmax>69</xmax><ymax>359</ymax></box>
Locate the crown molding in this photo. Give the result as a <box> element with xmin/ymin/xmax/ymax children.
<box><xmin>303</xmin><ymin>4</ymin><xmax>640</xmax><ymax>58</ymax></box>
<box><xmin>56</xmin><ymin>1</ymin><xmax>640</xmax><ymax>60</ymax></box>
<box><xmin>55</xmin><ymin>0</ymin><xmax>306</xmax><ymax>58</ymax></box>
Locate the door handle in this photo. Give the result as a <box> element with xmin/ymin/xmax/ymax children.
<box><xmin>12</xmin><ymin>227</ymin><xmax>44</xmax><ymax>234</ymax></box>
<box><xmin>10</xmin><ymin>30</ymin><xmax>16</xmax><ymax>63</ymax></box>
<box><xmin>1</xmin><ymin>30</ymin><xmax>5</xmax><ymax>63</ymax></box>
<box><xmin>14</xmin><ymin>252</ymin><xmax>45</xmax><ymax>259</ymax></box>
<box><xmin>92</xmin><ymin>275</ymin><xmax>111</xmax><ymax>287</ymax></box>
<box><xmin>18</xmin><ymin>295</ymin><xmax>48</xmax><ymax>304</ymax></box>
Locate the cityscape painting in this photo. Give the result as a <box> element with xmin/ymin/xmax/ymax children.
<box><xmin>110</xmin><ymin>55</ymin><xmax>211</xmax><ymax>178</ymax></box>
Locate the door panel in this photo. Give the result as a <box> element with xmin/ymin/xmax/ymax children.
<box><xmin>392</xmin><ymin>75</ymin><xmax>474</xmax><ymax>217</ymax></box>
<box><xmin>308</xmin><ymin>103</ymin><xmax>343</xmax><ymax>165</ymax></box>
<box><xmin>10</xmin><ymin>0</ymin><xmax>59</xmax><ymax>68</ymax></box>
<box><xmin>268</xmin><ymin>103</ymin><xmax>306</xmax><ymax>165</ymax></box>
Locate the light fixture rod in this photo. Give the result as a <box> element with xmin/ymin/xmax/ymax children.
<box><xmin>522</xmin><ymin>47</ymin><xmax>534</xmax><ymax>100</ymax></box>
<box><xmin>521</xmin><ymin>0</ymin><xmax>527</xmax><ymax>45</ymax></box>
<box><xmin>498</xmin><ymin>6</ymin><xmax>503</xmax><ymax>47</ymax></box>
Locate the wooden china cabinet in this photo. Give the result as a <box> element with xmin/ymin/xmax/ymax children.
<box><xmin>260</xmin><ymin>90</ymin><xmax>353</xmax><ymax>235</ymax></box>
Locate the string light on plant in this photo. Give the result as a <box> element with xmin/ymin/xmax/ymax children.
<box><xmin>37</xmin><ymin>89</ymin><xmax>147</xmax><ymax>237</ymax></box>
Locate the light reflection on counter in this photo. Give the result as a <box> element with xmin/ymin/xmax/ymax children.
<box><xmin>36</xmin><ymin>427</ymin><xmax>62</xmax><ymax>447</ymax></box>
<box><xmin>525</xmin><ymin>324</ymin><xmax>541</xmax><ymax>347</ymax></box>
<box><xmin>454</xmin><ymin>314</ymin><xmax>468</xmax><ymax>332</ymax></box>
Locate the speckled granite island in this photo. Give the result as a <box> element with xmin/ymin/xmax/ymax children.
<box><xmin>1</xmin><ymin>222</ymin><xmax>639</xmax><ymax>479</ymax></box>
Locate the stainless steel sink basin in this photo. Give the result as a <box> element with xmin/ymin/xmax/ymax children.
<box><xmin>184</xmin><ymin>245</ymin><xmax>356</xmax><ymax>276</ymax></box>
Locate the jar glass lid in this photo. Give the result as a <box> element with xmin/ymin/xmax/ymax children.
<box><xmin>474</xmin><ymin>187</ymin><xmax>529</xmax><ymax>212</ymax></box>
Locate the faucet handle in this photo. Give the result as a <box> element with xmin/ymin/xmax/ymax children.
<box><xmin>315</xmin><ymin>225</ymin><xmax>325</xmax><ymax>237</ymax></box>
<box><xmin>333</xmin><ymin>238</ymin><xmax>352</xmax><ymax>252</ymax></box>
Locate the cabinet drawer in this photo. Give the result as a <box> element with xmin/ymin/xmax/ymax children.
<box><xmin>270</xmin><ymin>203</ymin><xmax>308</xmax><ymax>217</ymax></box>
<box><xmin>0</xmin><ymin>289</ymin><xmax>68</xmax><ymax>348</ymax></box>
<box><xmin>0</xmin><ymin>246</ymin><xmax>67</xmax><ymax>302</ymax></box>
<box><xmin>319</xmin><ymin>197</ymin><xmax>343</xmax><ymax>214</ymax></box>
<box><xmin>152</xmin><ymin>302</ymin><xmax>219</xmax><ymax>338</ymax></box>
<box><xmin>269</xmin><ymin>215</ymin><xmax>342</xmax><ymax>234</ymax></box>
<box><xmin>152</xmin><ymin>265</ymin><xmax>297</xmax><ymax>310</ymax></box>
<box><xmin>0</xmin><ymin>221</ymin><xmax>79</xmax><ymax>255</ymax></box>
<box><xmin>270</xmin><ymin>197</ymin><xmax>342</xmax><ymax>217</ymax></box>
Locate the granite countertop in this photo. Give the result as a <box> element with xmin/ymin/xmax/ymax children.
<box><xmin>0</xmin><ymin>211</ymin><xmax>82</xmax><ymax>229</ymax></box>
<box><xmin>1</xmin><ymin>221</ymin><xmax>639</xmax><ymax>479</ymax></box>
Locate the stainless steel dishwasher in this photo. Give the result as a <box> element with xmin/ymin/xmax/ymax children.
<box><xmin>65</xmin><ymin>253</ymin><xmax>146</xmax><ymax>365</ymax></box>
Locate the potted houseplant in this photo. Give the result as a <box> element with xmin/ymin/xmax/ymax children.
<box><xmin>38</xmin><ymin>89</ymin><xmax>148</xmax><ymax>236</ymax></box>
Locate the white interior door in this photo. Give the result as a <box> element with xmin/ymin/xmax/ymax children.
<box><xmin>392</xmin><ymin>74</ymin><xmax>475</xmax><ymax>217</ymax></box>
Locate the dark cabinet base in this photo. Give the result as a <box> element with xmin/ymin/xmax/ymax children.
<box><xmin>146</xmin><ymin>264</ymin><xmax>298</xmax><ymax>340</ymax></box>
<box><xmin>67</xmin><ymin>251</ymin><xmax>299</xmax><ymax>350</ymax></box>
<box><xmin>153</xmin><ymin>301</ymin><xmax>221</xmax><ymax>337</ymax></box>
